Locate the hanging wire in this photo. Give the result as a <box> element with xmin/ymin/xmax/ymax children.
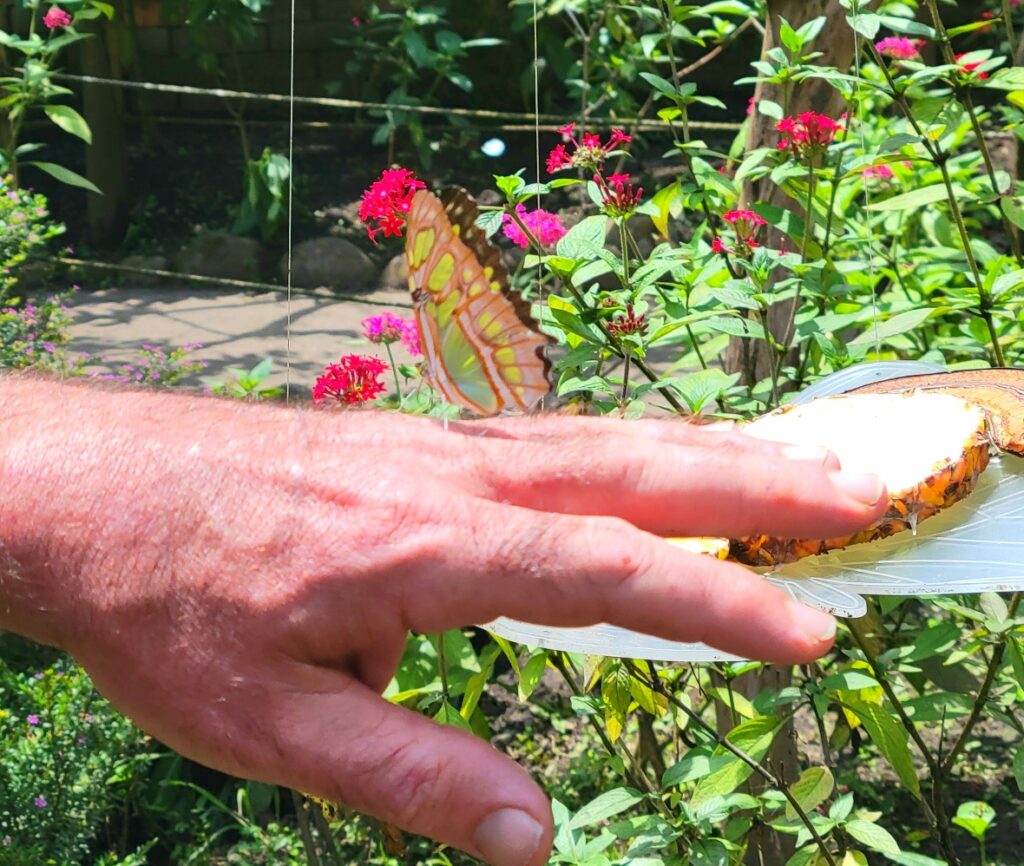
<box><xmin>852</xmin><ymin>24</ymin><xmax>882</xmax><ymax>357</ymax></box>
<box><xmin>284</xmin><ymin>0</ymin><xmax>297</xmax><ymax>402</ymax></box>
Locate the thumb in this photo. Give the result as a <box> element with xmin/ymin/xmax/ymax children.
<box><xmin>265</xmin><ymin>668</ymin><xmax>553</xmax><ymax>866</ymax></box>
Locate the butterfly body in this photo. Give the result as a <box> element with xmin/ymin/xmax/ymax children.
<box><xmin>405</xmin><ymin>187</ymin><xmax>552</xmax><ymax>416</ymax></box>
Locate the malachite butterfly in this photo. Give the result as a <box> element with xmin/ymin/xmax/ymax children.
<box><xmin>405</xmin><ymin>187</ymin><xmax>553</xmax><ymax>416</ymax></box>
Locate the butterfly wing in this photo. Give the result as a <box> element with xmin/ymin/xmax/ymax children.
<box><xmin>405</xmin><ymin>187</ymin><xmax>552</xmax><ymax>415</ymax></box>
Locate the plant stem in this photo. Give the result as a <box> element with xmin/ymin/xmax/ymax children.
<box><xmin>506</xmin><ymin>206</ymin><xmax>690</xmax><ymax>414</ymax></box>
<box><xmin>941</xmin><ymin>593</ymin><xmax>1021</xmax><ymax>774</ymax></box>
<box><xmin>384</xmin><ymin>343</ymin><xmax>403</xmax><ymax>408</ymax></box>
<box><xmin>437</xmin><ymin>632</ymin><xmax>449</xmax><ymax>701</ymax></box>
<box><xmin>626</xmin><ymin>662</ymin><xmax>838</xmax><ymax>866</ymax></box>
<box><xmin>1004</xmin><ymin>0</ymin><xmax>1019</xmax><ymax>61</ymax></box>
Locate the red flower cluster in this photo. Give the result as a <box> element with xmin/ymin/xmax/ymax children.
<box><xmin>546</xmin><ymin>123</ymin><xmax>632</xmax><ymax>174</ymax></box>
<box><xmin>712</xmin><ymin>209</ymin><xmax>767</xmax><ymax>257</ymax></box>
<box><xmin>358</xmin><ymin>167</ymin><xmax>425</xmax><ymax>244</ymax></box>
<box><xmin>955</xmin><ymin>53</ymin><xmax>989</xmax><ymax>80</ymax></box>
<box><xmin>776</xmin><ymin>112</ymin><xmax>842</xmax><ymax>159</ymax></box>
<box><xmin>607</xmin><ymin>303</ymin><xmax>646</xmax><ymax>337</ymax></box>
<box><xmin>313</xmin><ymin>354</ymin><xmax>389</xmax><ymax>405</ymax></box>
<box><xmin>594</xmin><ymin>172</ymin><xmax>643</xmax><ymax>218</ymax></box>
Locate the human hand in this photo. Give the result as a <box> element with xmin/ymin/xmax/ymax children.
<box><xmin>0</xmin><ymin>380</ymin><xmax>886</xmax><ymax>866</ymax></box>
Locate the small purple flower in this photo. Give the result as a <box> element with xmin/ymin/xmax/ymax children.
<box><xmin>26</xmin><ymin>714</ymin><xmax>39</xmax><ymax>726</ymax></box>
<box><xmin>34</xmin><ymin>796</ymin><xmax>47</xmax><ymax>809</ymax></box>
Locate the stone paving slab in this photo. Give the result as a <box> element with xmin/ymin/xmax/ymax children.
<box><xmin>69</xmin><ymin>284</ymin><xmax>420</xmax><ymax>396</ymax></box>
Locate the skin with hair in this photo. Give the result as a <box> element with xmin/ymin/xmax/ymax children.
<box><xmin>0</xmin><ymin>378</ymin><xmax>886</xmax><ymax>866</ymax></box>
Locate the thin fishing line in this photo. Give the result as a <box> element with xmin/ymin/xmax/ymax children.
<box><xmin>533</xmin><ymin>0</ymin><xmax>545</xmax><ymax>410</ymax></box>
<box><xmin>285</xmin><ymin>0</ymin><xmax>296</xmax><ymax>402</ymax></box>
<box><xmin>852</xmin><ymin>30</ymin><xmax>881</xmax><ymax>357</ymax></box>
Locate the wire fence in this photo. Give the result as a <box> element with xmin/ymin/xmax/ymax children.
<box><xmin>54</xmin><ymin>72</ymin><xmax>746</xmax><ymax>133</ymax></box>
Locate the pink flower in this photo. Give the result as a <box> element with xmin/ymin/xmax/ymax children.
<box><xmin>546</xmin><ymin>125</ymin><xmax>632</xmax><ymax>174</ymax></box>
<box><xmin>594</xmin><ymin>172</ymin><xmax>643</xmax><ymax>218</ymax></box>
<box><xmin>875</xmin><ymin>36</ymin><xmax>920</xmax><ymax>60</ymax></box>
<box><xmin>34</xmin><ymin>797</ymin><xmax>47</xmax><ymax>809</ymax></box>
<box><xmin>502</xmin><ymin>205</ymin><xmax>567</xmax><ymax>249</ymax></box>
<box><xmin>711</xmin><ymin>237</ymin><xmax>729</xmax><ymax>255</ymax></box>
<box><xmin>359</xmin><ymin>167</ymin><xmax>426</xmax><ymax>244</ymax></box>
<box><xmin>722</xmin><ymin>209</ymin><xmax>766</xmax><ymax>227</ymax></box>
<box><xmin>862</xmin><ymin>164</ymin><xmax>895</xmax><ymax>181</ymax></box>
<box><xmin>26</xmin><ymin>714</ymin><xmax>39</xmax><ymax>726</ymax></box>
<box><xmin>43</xmin><ymin>6</ymin><xmax>71</xmax><ymax>28</ymax></box>
<box><xmin>776</xmin><ymin>112</ymin><xmax>842</xmax><ymax>159</ymax></box>
<box><xmin>361</xmin><ymin>311</ymin><xmax>421</xmax><ymax>356</ymax></box>
<box><xmin>313</xmin><ymin>355</ymin><xmax>389</xmax><ymax>405</ymax></box>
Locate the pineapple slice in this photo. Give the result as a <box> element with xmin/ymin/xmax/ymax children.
<box><xmin>669</xmin><ymin>391</ymin><xmax>992</xmax><ymax>566</ymax></box>
<box><xmin>850</xmin><ymin>368</ymin><xmax>1024</xmax><ymax>456</ymax></box>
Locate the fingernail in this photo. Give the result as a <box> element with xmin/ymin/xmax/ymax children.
<box><xmin>474</xmin><ymin>808</ymin><xmax>543</xmax><ymax>866</ymax></box>
<box><xmin>829</xmin><ymin>471</ymin><xmax>886</xmax><ymax>506</ymax></box>
<box><xmin>788</xmin><ymin>599</ymin><xmax>836</xmax><ymax>643</ymax></box>
<box><xmin>783</xmin><ymin>445</ymin><xmax>831</xmax><ymax>464</ymax></box>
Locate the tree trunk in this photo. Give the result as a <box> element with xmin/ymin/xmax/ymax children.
<box><xmin>720</xmin><ymin>5</ymin><xmax>859</xmax><ymax>864</ymax></box>
<box><xmin>81</xmin><ymin>5</ymin><xmax>130</xmax><ymax>247</ymax></box>
<box><xmin>726</xmin><ymin>0</ymin><xmax>859</xmax><ymax>385</ymax></box>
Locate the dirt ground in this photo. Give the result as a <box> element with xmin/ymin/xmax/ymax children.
<box><xmin>68</xmin><ymin>284</ymin><xmax>419</xmax><ymax>395</ymax></box>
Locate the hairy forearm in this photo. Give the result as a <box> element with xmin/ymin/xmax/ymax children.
<box><xmin>0</xmin><ymin>376</ymin><xmax>292</xmax><ymax>649</ymax></box>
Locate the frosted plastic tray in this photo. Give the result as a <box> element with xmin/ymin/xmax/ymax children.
<box><xmin>487</xmin><ymin>362</ymin><xmax>1024</xmax><ymax>661</ymax></box>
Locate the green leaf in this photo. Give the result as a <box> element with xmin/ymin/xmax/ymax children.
<box><xmin>26</xmin><ymin>161</ymin><xmax>101</xmax><ymax>194</ymax></box>
<box><xmin>518</xmin><ymin>651</ymin><xmax>548</xmax><ymax>701</ymax></box>
<box><xmin>1007</xmin><ymin>635</ymin><xmax>1024</xmax><ymax>690</ymax></box>
<box><xmin>757</xmin><ymin>100</ymin><xmax>784</xmax><ymax>121</ymax></box>
<box><xmin>568</xmin><ymin>788</ymin><xmax>645</xmax><ymax>829</ymax></box>
<box><xmin>952</xmin><ymin>801</ymin><xmax>995</xmax><ymax>840</ymax></box>
<box><xmin>868</xmin><ymin>183</ymin><xmax>972</xmax><ymax>212</ymax></box>
<box><xmin>845</xmin><ymin>819</ymin><xmax>900</xmax><ymax>856</ymax></box>
<box><xmin>849</xmin><ymin>308</ymin><xmax>934</xmax><ymax>347</ymax></box>
<box><xmin>786</xmin><ymin>767</ymin><xmax>834</xmax><ymax>820</ymax></box>
<box><xmin>433</xmin><ymin>699</ymin><xmax>473</xmax><ymax>732</ymax></box>
<box><xmin>668</xmin><ymin>369</ymin><xmax>740</xmax><ymax>414</ymax></box>
<box><xmin>885</xmin><ymin>852</ymin><xmax>946</xmax><ymax>866</ymax></box>
<box><xmin>475</xmin><ymin>208</ymin><xmax>503</xmax><ymax>238</ymax></box>
<box><xmin>691</xmin><ymin>716</ymin><xmax>782</xmax><ymax>806</ymax></box>
<box><xmin>44</xmin><ymin>104</ymin><xmax>91</xmax><ymax>143</ymax></box>
<box><xmin>602</xmin><ymin>660</ymin><xmax>633</xmax><ymax>742</ymax></box>
<box><xmin>557</xmin><ymin>215</ymin><xmax>607</xmax><ymax>258</ymax></box>
<box><xmin>842</xmin><ymin>700</ymin><xmax>921</xmax><ymax>798</ymax></box>
<box><xmin>847</xmin><ymin>13</ymin><xmax>880</xmax><ymax>40</ymax></box>
<box><xmin>1013</xmin><ymin>746</ymin><xmax>1024</xmax><ymax>793</ymax></box>
<box><xmin>819</xmin><ymin>671</ymin><xmax>878</xmax><ymax>691</ymax></box>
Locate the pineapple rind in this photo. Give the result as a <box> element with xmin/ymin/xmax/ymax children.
<box><xmin>730</xmin><ymin>427</ymin><xmax>991</xmax><ymax>566</ymax></box>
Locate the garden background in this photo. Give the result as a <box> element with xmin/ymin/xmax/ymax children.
<box><xmin>2</xmin><ymin>0</ymin><xmax>1024</xmax><ymax>864</ymax></box>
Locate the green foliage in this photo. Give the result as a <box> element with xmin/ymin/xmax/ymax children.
<box><xmin>205</xmin><ymin>356</ymin><xmax>284</xmax><ymax>400</ymax></box>
<box><xmin>0</xmin><ymin>642</ymin><xmax>147</xmax><ymax>866</ymax></box>
<box><xmin>0</xmin><ymin>174</ymin><xmax>64</xmax><ymax>304</ymax></box>
<box><xmin>0</xmin><ymin>289</ymin><xmax>75</xmax><ymax>372</ymax></box>
<box><xmin>330</xmin><ymin>1</ymin><xmax>502</xmax><ymax>166</ymax></box>
<box><xmin>0</xmin><ymin>0</ymin><xmax>110</xmax><ymax>189</ymax></box>
<box><xmin>231</xmin><ymin>147</ymin><xmax>291</xmax><ymax>241</ymax></box>
<box><xmin>93</xmin><ymin>342</ymin><xmax>208</xmax><ymax>386</ymax></box>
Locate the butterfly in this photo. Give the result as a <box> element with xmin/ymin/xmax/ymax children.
<box><xmin>404</xmin><ymin>187</ymin><xmax>553</xmax><ymax>416</ymax></box>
